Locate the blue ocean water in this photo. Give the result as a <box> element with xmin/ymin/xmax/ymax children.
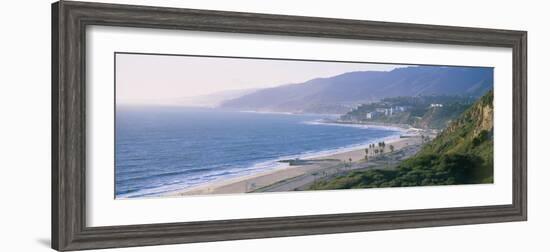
<box><xmin>115</xmin><ymin>107</ymin><xmax>401</xmax><ymax>198</ymax></box>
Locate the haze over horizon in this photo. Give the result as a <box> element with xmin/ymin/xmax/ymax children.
<box><xmin>115</xmin><ymin>53</ymin><xmax>409</xmax><ymax>105</ymax></box>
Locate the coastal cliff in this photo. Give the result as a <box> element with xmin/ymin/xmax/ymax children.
<box><xmin>310</xmin><ymin>90</ymin><xmax>494</xmax><ymax>190</ymax></box>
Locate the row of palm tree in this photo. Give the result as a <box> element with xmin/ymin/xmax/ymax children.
<box><xmin>364</xmin><ymin>141</ymin><xmax>395</xmax><ymax>160</ymax></box>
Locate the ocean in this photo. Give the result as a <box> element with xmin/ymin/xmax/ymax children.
<box><xmin>115</xmin><ymin>107</ymin><xmax>402</xmax><ymax>198</ymax></box>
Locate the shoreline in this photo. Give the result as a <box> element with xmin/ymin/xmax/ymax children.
<box><xmin>118</xmin><ymin>120</ymin><xmax>414</xmax><ymax>199</ymax></box>
<box><xmin>315</xmin><ymin>118</ymin><xmax>415</xmax><ymax>131</ymax></box>
<box><xmin>160</xmin><ymin>128</ymin><xmax>424</xmax><ymax>197</ymax></box>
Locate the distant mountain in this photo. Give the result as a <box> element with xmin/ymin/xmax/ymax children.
<box><xmin>174</xmin><ymin>88</ymin><xmax>259</xmax><ymax>108</ymax></box>
<box><xmin>219</xmin><ymin>66</ymin><xmax>493</xmax><ymax>114</ymax></box>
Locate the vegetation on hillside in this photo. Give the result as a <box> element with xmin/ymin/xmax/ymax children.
<box><xmin>310</xmin><ymin>90</ymin><xmax>494</xmax><ymax>190</ymax></box>
<box><xmin>340</xmin><ymin>95</ymin><xmax>476</xmax><ymax>129</ymax></box>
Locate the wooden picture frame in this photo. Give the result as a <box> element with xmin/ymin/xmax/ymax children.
<box><xmin>52</xmin><ymin>1</ymin><xmax>527</xmax><ymax>251</ymax></box>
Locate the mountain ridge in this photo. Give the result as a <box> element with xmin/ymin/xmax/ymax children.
<box><xmin>219</xmin><ymin>66</ymin><xmax>493</xmax><ymax>114</ymax></box>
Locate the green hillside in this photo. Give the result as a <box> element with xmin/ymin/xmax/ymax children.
<box><xmin>310</xmin><ymin>90</ymin><xmax>494</xmax><ymax>190</ymax></box>
<box><xmin>340</xmin><ymin>95</ymin><xmax>475</xmax><ymax>130</ymax></box>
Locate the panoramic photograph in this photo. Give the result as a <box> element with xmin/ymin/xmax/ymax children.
<box><xmin>115</xmin><ymin>53</ymin><xmax>494</xmax><ymax>199</ymax></box>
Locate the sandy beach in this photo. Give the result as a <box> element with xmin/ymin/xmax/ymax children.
<box><xmin>164</xmin><ymin>129</ymin><xmax>426</xmax><ymax>197</ymax></box>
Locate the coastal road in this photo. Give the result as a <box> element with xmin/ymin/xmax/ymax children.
<box><xmin>254</xmin><ymin>143</ymin><xmax>422</xmax><ymax>193</ymax></box>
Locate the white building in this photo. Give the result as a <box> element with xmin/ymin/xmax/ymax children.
<box><xmin>366</xmin><ymin>112</ymin><xmax>373</xmax><ymax>119</ymax></box>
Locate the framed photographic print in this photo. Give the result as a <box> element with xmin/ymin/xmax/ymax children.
<box><xmin>52</xmin><ymin>1</ymin><xmax>527</xmax><ymax>251</ymax></box>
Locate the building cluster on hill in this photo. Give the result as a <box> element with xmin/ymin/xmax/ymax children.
<box><xmin>362</xmin><ymin>106</ymin><xmax>407</xmax><ymax>120</ymax></box>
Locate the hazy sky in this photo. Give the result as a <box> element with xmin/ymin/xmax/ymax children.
<box><xmin>116</xmin><ymin>53</ymin><xmax>409</xmax><ymax>104</ymax></box>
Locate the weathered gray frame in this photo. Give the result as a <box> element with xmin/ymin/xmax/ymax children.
<box><xmin>52</xmin><ymin>1</ymin><xmax>527</xmax><ymax>251</ymax></box>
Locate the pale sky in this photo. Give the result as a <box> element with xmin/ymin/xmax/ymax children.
<box><xmin>115</xmin><ymin>53</ymin><xmax>409</xmax><ymax>105</ymax></box>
